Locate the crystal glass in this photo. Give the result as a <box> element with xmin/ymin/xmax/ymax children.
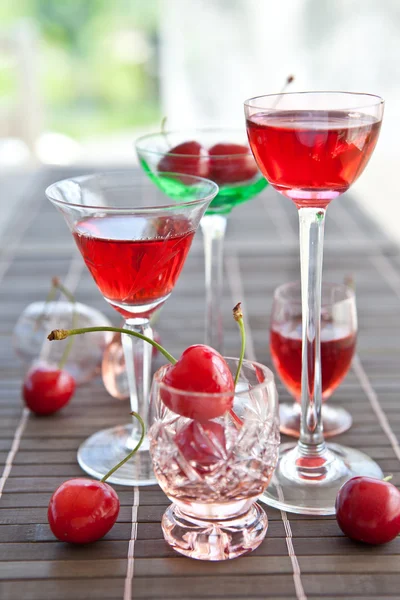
<box><xmin>245</xmin><ymin>91</ymin><xmax>384</xmax><ymax>514</ymax></box>
<box><xmin>13</xmin><ymin>301</ymin><xmax>113</xmax><ymax>385</ymax></box>
<box><xmin>271</xmin><ymin>281</ymin><xmax>357</xmax><ymax>438</ymax></box>
<box><xmin>135</xmin><ymin>128</ymin><xmax>268</xmax><ymax>352</ymax></box>
<box><xmin>46</xmin><ymin>171</ymin><xmax>218</xmax><ymax>486</ymax></box>
<box><xmin>149</xmin><ymin>357</ymin><xmax>280</xmax><ymax>560</ymax></box>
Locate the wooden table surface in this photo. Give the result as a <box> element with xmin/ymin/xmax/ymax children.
<box><xmin>0</xmin><ymin>167</ymin><xmax>399</xmax><ymax>600</ymax></box>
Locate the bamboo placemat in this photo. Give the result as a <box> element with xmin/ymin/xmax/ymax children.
<box><xmin>0</xmin><ymin>167</ymin><xmax>399</xmax><ymax>599</ymax></box>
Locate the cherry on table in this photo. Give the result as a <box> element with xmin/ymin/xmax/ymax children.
<box><xmin>335</xmin><ymin>476</ymin><xmax>400</xmax><ymax>545</ymax></box>
<box><xmin>48</xmin><ymin>478</ymin><xmax>120</xmax><ymax>544</ymax></box>
<box><xmin>22</xmin><ymin>362</ymin><xmax>75</xmax><ymax>415</ymax></box>
<box><xmin>161</xmin><ymin>344</ymin><xmax>234</xmax><ymax>421</ymax></box>
<box><xmin>157</xmin><ymin>141</ymin><xmax>210</xmax><ymax>179</ymax></box>
<box><xmin>208</xmin><ymin>142</ymin><xmax>258</xmax><ymax>185</ymax></box>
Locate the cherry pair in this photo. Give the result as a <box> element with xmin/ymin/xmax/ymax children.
<box><xmin>158</xmin><ymin>141</ymin><xmax>258</xmax><ymax>185</ymax></box>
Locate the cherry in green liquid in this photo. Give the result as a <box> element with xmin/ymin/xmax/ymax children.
<box><xmin>139</xmin><ymin>143</ymin><xmax>268</xmax><ymax>216</ymax></box>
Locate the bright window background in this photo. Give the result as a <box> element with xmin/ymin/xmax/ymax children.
<box><xmin>0</xmin><ymin>0</ymin><xmax>399</xmax><ymax>241</ymax></box>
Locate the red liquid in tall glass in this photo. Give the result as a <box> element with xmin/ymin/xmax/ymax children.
<box><xmin>246</xmin><ymin>110</ymin><xmax>381</xmax><ymax>207</ymax></box>
<box><xmin>270</xmin><ymin>319</ymin><xmax>356</xmax><ymax>400</ymax></box>
<box><xmin>73</xmin><ymin>215</ymin><xmax>194</xmax><ymax>316</ymax></box>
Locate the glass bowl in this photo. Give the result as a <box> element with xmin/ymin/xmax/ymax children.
<box><xmin>135</xmin><ymin>128</ymin><xmax>267</xmax><ymax>216</ymax></box>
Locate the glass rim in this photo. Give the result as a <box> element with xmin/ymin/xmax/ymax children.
<box><xmin>153</xmin><ymin>357</ymin><xmax>275</xmax><ymax>399</ymax></box>
<box><xmin>274</xmin><ymin>280</ymin><xmax>356</xmax><ymax>308</ymax></box>
<box><xmin>274</xmin><ymin>280</ymin><xmax>355</xmax><ymax>307</ymax></box>
<box><xmin>45</xmin><ymin>170</ymin><xmax>219</xmax><ymax>212</ymax></box>
<box><xmin>244</xmin><ymin>90</ymin><xmax>384</xmax><ymax>111</ymax></box>
<box><xmin>135</xmin><ymin>127</ymin><xmax>253</xmax><ymax>158</ymax></box>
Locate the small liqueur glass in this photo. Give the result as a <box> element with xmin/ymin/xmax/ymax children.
<box><xmin>148</xmin><ymin>358</ymin><xmax>280</xmax><ymax>561</ymax></box>
<box><xmin>270</xmin><ymin>281</ymin><xmax>357</xmax><ymax>438</ymax></box>
<box><xmin>136</xmin><ymin>128</ymin><xmax>268</xmax><ymax>352</ymax></box>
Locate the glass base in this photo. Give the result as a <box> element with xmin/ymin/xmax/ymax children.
<box><xmin>162</xmin><ymin>502</ymin><xmax>268</xmax><ymax>561</ymax></box>
<box><xmin>260</xmin><ymin>442</ymin><xmax>383</xmax><ymax>516</ymax></box>
<box><xmin>77</xmin><ymin>423</ymin><xmax>157</xmax><ymax>486</ymax></box>
<box><xmin>279</xmin><ymin>402</ymin><xmax>353</xmax><ymax>438</ymax></box>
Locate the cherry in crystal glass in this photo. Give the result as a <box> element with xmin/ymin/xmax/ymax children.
<box><xmin>149</xmin><ymin>358</ymin><xmax>279</xmax><ymax>560</ymax></box>
<box><xmin>245</xmin><ymin>91</ymin><xmax>384</xmax><ymax>514</ymax></box>
<box><xmin>271</xmin><ymin>281</ymin><xmax>357</xmax><ymax>438</ymax></box>
<box><xmin>46</xmin><ymin>171</ymin><xmax>217</xmax><ymax>486</ymax></box>
<box><xmin>135</xmin><ymin>129</ymin><xmax>267</xmax><ymax>352</ymax></box>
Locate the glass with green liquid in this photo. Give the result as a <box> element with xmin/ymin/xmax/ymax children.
<box><xmin>136</xmin><ymin>128</ymin><xmax>268</xmax><ymax>351</ymax></box>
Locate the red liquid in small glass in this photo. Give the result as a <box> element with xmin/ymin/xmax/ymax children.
<box><xmin>270</xmin><ymin>319</ymin><xmax>356</xmax><ymax>401</ymax></box>
<box><xmin>73</xmin><ymin>215</ymin><xmax>194</xmax><ymax>316</ymax></box>
<box><xmin>246</xmin><ymin>110</ymin><xmax>381</xmax><ymax>207</ymax></box>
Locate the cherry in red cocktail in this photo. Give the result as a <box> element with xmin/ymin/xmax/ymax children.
<box><xmin>246</xmin><ymin>110</ymin><xmax>381</xmax><ymax>207</ymax></box>
<box><xmin>73</xmin><ymin>215</ymin><xmax>194</xmax><ymax>316</ymax></box>
<box><xmin>270</xmin><ymin>317</ymin><xmax>356</xmax><ymax>401</ymax></box>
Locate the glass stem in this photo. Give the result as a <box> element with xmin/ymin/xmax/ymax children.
<box><xmin>200</xmin><ymin>214</ymin><xmax>228</xmax><ymax>353</ymax></box>
<box><xmin>122</xmin><ymin>318</ymin><xmax>153</xmax><ymax>450</ymax></box>
<box><xmin>298</xmin><ymin>207</ymin><xmax>326</xmax><ymax>455</ymax></box>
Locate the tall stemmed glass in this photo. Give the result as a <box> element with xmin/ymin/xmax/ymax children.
<box><xmin>136</xmin><ymin>129</ymin><xmax>267</xmax><ymax>352</ymax></box>
<box><xmin>46</xmin><ymin>171</ymin><xmax>218</xmax><ymax>486</ymax></box>
<box><xmin>245</xmin><ymin>92</ymin><xmax>384</xmax><ymax>514</ymax></box>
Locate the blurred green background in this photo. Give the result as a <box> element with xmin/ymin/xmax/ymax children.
<box><xmin>0</xmin><ymin>0</ymin><xmax>160</xmax><ymax>139</ymax></box>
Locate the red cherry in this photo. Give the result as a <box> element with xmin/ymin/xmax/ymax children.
<box><xmin>22</xmin><ymin>362</ymin><xmax>75</xmax><ymax>415</ymax></box>
<box><xmin>208</xmin><ymin>143</ymin><xmax>258</xmax><ymax>185</ymax></box>
<box><xmin>48</xmin><ymin>478</ymin><xmax>120</xmax><ymax>544</ymax></box>
<box><xmin>161</xmin><ymin>344</ymin><xmax>234</xmax><ymax>421</ymax></box>
<box><xmin>335</xmin><ymin>476</ymin><xmax>400</xmax><ymax>544</ymax></box>
<box><xmin>176</xmin><ymin>420</ymin><xmax>227</xmax><ymax>467</ymax></box>
<box><xmin>157</xmin><ymin>141</ymin><xmax>210</xmax><ymax>179</ymax></box>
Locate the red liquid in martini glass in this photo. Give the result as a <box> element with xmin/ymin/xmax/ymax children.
<box><xmin>73</xmin><ymin>215</ymin><xmax>194</xmax><ymax>317</ymax></box>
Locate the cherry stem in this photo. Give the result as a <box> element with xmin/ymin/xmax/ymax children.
<box><xmin>272</xmin><ymin>74</ymin><xmax>295</xmax><ymax>108</ymax></box>
<box><xmin>228</xmin><ymin>302</ymin><xmax>246</xmax><ymax>429</ymax></box>
<box><xmin>51</xmin><ymin>279</ymin><xmax>78</xmax><ymax>371</ymax></box>
<box><xmin>46</xmin><ymin>277</ymin><xmax>60</xmax><ymax>303</ymax></box>
<box><xmin>344</xmin><ymin>274</ymin><xmax>356</xmax><ymax>292</ymax></box>
<box><xmin>383</xmin><ymin>475</ymin><xmax>393</xmax><ymax>482</ymax></box>
<box><xmin>34</xmin><ymin>277</ymin><xmax>60</xmax><ymax>331</ymax></box>
<box><xmin>48</xmin><ymin>326</ymin><xmax>178</xmax><ymax>366</ymax></box>
<box><xmin>229</xmin><ymin>408</ymin><xmax>243</xmax><ymax>429</ymax></box>
<box><xmin>161</xmin><ymin>116</ymin><xmax>172</xmax><ymax>149</ymax></box>
<box><xmin>233</xmin><ymin>302</ymin><xmax>246</xmax><ymax>387</ymax></box>
<box><xmin>280</xmin><ymin>74</ymin><xmax>294</xmax><ymax>94</ymax></box>
<box><xmin>100</xmin><ymin>411</ymin><xmax>145</xmax><ymax>482</ymax></box>
<box><xmin>53</xmin><ymin>278</ymin><xmax>75</xmax><ymax>304</ymax></box>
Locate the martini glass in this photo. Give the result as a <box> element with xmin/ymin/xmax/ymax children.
<box><xmin>271</xmin><ymin>281</ymin><xmax>357</xmax><ymax>438</ymax></box>
<box><xmin>135</xmin><ymin>129</ymin><xmax>267</xmax><ymax>352</ymax></box>
<box><xmin>46</xmin><ymin>171</ymin><xmax>218</xmax><ymax>486</ymax></box>
<box><xmin>245</xmin><ymin>91</ymin><xmax>384</xmax><ymax>514</ymax></box>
